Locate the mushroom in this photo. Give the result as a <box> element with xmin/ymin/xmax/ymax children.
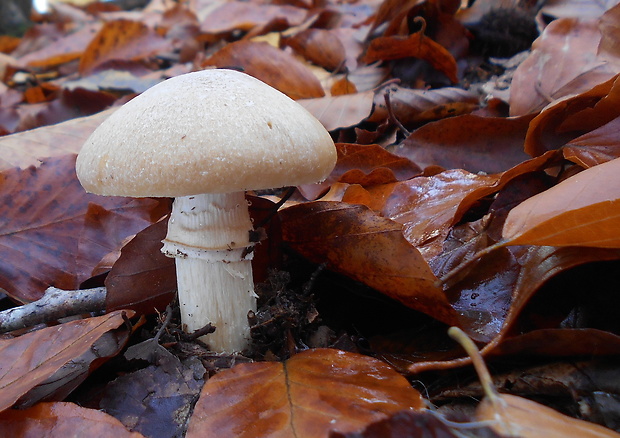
<box><xmin>76</xmin><ymin>69</ymin><xmax>336</xmax><ymax>353</ymax></box>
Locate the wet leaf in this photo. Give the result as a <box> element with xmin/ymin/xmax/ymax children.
<box><xmin>0</xmin><ymin>310</ymin><xmax>133</xmax><ymax>411</ymax></box>
<box><xmin>186</xmin><ymin>348</ymin><xmax>424</xmax><ymax>438</ymax></box>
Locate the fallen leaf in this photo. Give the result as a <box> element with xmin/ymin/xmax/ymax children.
<box><xmin>0</xmin><ymin>154</ymin><xmax>168</xmax><ymax>303</ymax></box>
<box><xmin>563</xmin><ymin>115</ymin><xmax>620</xmax><ymax>167</ymax></box>
<box><xmin>200</xmin><ymin>2</ymin><xmax>306</xmax><ymax>35</ymax></box>
<box><xmin>510</xmin><ymin>12</ymin><xmax>620</xmax><ymax>116</ymax></box>
<box><xmin>79</xmin><ymin>19</ymin><xmax>171</xmax><ymax>75</ymax></box>
<box><xmin>186</xmin><ymin>348</ymin><xmax>424</xmax><ymax>437</ymax></box>
<box><xmin>285</xmin><ymin>28</ymin><xmax>346</xmax><ymax>72</ymax></box>
<box><xmin>363</xmin><ymin>31</ymin><xmax>459</xmax><ymax>84</ymax></box>
<box><xmin>0</xmin><ymin>109</ymin><xmax>114</xmax><ymax>172</ymax></box>
<box><xmin>202</xmin><ymin>41</ymin><xmax>325</xmax><ymax>100</ymax></box>
<box><xmin>0</xmin><ymin>401</ymin><xmax>144</xmax><ymax>437</ymax></box>
<box><xmin>0</xmin><ymin>310</ymin><xmax>133</xmax><ymax>411</ymax></box>
<box><xmin>280</xmin><ymin>201</ymin><xmax>459</xmax><ymax>326</ymax></box>
<box><xmin>503</xmin><ymin>157</ymin><xmax>620</xmax><ymax>247</ymax></box>
<box><xmin>393</xmin><ymin>114</ymin><xmax>534</xmax><ymax>173</ymax></box>
<box><xmin>298</xmin><ymin>90</ymin><xmax>375</xmax><ymax>131</ymax></box>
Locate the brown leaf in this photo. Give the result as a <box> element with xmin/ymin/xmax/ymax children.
<box><xmin>16</xmin><ymin>22</ymin><xmax>102</xmax><ymax>69</ymax></box>
<box><xmin>0</xmin><ymin>109</ymin><xmax>114</xmax><ymax>172</ymax></box>
<box><xmin>79</xmin><ymin>19</ymin><xmax>171</xmax><ymax>75</ymax></box>
<box><xmin>0</xmin><ymin>401</ymin><xmax>144</xmax><ymax>437</ymax></box>
<box><xmin>298</xmin><ymin>89</ymin><xmax>375</xmax><ymax>131</ymax></box>
<box><xmin>563</xmin><ymin>115</ymin><xmax>620</xmax><ymax>167</ymax></box>
<box><xmin>0</xmin><ymin>310</ymin><xmax>133</xmax><ymax>412</ymax></box>
<box><xmin>503</xmin><ymin>157</ymin><xmax>620</xmax><ymax>247</ymax></box>
<box><xmin>329</xmin><ymin>143</ymin><xmax>421</xmax><ymax>186</ymax></box>
<box><xmin>363</xmin><ymin>31</ymin><xmax>458</xmax><ymax>84</ymax></box>
<box><xmin>367</xmin><ymin>85</ymin><xmax>479</xmax><ymax>125</ymax></box>
<box><xmin>280</xmin><ymin>201</ymin><xmax>459</xmax><ymax>326</ymax></box>
<box><xmin>510</xmin><ymin>13</ymin><xmax>620</xmax><ymax>116</ymax></box>
<box><xmin>395</xmin><ymin>114</ymin><xmax>535</xmax><ymax>173</ymax></box>
<box><xmin>202</xmin><ymin>41</ymin><xmax>325</xmax><ymax>100</ymax></box>
<box><xmin>477</xmin><ymin>393</ymin><xmax>620</xmax><ymax>437</ymax></box>
<box><xmin>199</xmin><ymin>2</ymin><xmax>306</xmax><ymax>35</ymax></box>
<box><xmin>186</xmin><ymin>348</ymin><xmax>424</xmax><ymax>437</ymax></box>
<box><xmin>0</xmin><ymin>154</ymin><xmax>167</xmax><ymax>303</ymax></box>
<box><xmin>285</xmin><ymin>29</ymin><xmax>346</xmax><ymax>71</ymax></box>
<box><xmin>105</xmin><ymin>218</ymin><xmax>176</xmax><ymax>315</ymax></box>
<box><xmin>524</xmin><ymin>74</ymin><xmax>620</xmax><ymax>157</ymax></box>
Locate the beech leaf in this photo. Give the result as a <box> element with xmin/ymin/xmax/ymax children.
<box><xmin>186</xmin><ymin>348</ymin><xmax>424</xmax><ymax>438</ymax></box>
<box><xmin>0</xmin><ymin>402</ymin><xmax>144</xmax><ymax>437</ymax></box>
<box><xmin>0</xmin><ymin>310</ymin><xmax>133</xmax><ymax>411</ymax></box>
<box><xmin>503</xmin><ymin>157</ymin><xmax>620</xmax><ymax>247</ymax></box>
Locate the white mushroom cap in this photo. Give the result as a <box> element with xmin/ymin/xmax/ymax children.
<box><xmin>76</xmin><ymin>69</ymin><xmax>336</xmax><ymax>197</ymax></box>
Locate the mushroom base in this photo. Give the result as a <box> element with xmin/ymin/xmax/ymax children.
<box><xmin>175</xmin><ymin>257</ymin><xmax>256</xmax><ymax>352</ymax></box>
<box><xmin>162</xmin><ymin>192</ymin><xmax>257</xmax><ymax>353</ymax></box>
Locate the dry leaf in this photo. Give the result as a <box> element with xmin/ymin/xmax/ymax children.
<box><xmin>503</xmin><ymin>157</ymin><xmax>620</xmax><ymax>247</ymax></box>
<box><xmin>0</xmin><ymin>401</ymin><xmax>144</xmax><ymax>437</ymax></box>
<box><xmin>186</xmin><ymin>348</ymin><xmax>424</xmax><ymax>437</ymax></box>
<box><xmin>0</xmin><ymin>310</ymin><xmax>133</xmax><ymax>411</ymax></box>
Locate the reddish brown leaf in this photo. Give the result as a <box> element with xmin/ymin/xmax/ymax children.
<box><xmin>285</xmin><ymin>29</ymin><xmax>346</xmax><ymax>71</ymax></box>
<box><xmin>202</xmin><ymin>41</ymin><xmax>324</xmax><ymax>100</ymax></box>
<box><xmin>280</xmin><ymin>201</ymin><xmax>459</xmax><ymax>326</ymax></box>
<box><xmin>79</xmin><ymin>19</ymin><xmax>171</xmax><ymax>75</ymax></box>
<box><xmin>363</xmin><ymin>31</ymin><xmax>458</xmax><ymax>83</ymax></box>
<box><xmin>510</xmin><ymin>12</ymin><xmax>620</xmax><ymax>116</ymax></box>
<box><xmin>16</xmin><ymin>22</ymin><xmax>102</xmax><ymax>69</ymax></box>
<box><xmin>105</xmin><ymin>218</ymin><xmax>175</xmax><ymax>315</ymax></box>
<box><xmin>524</xmin><ymin>74</ymin><xmax>620</xmax><ymax>157</ymax></box>
<box><xmin>329</xmin><ymin>143</ymin><xmax>421</xmax><ymax>186</ymax></box>
<box><xmin>200</xmin><ymin>2</ymin><xmax>306</xmax><ymax>35</ymax></box>
<box><xmin>0</xmin><ymin>310</ymin><xmax>133</xmax><ymax>411</ymax></box>
<box><xmin>186</xmin><ymin>348</ymin><xmax>424</xmax><ymax>438</ymax></box>
<box><xmin>299</xmin><ymin>90</ymin><xmax>375</xmax><ymax>131</ymax></box>
<box><xmin>0</xmin><ymin>402</ymin><xmax>144</xmax><ymax>437</ymax></box>
<box><xmin>503</xmin><ymin>157</ymin><xmax>620</xmax><ymax>247</ymax></box>
<box><xmin>367</xmin><ymin>85</ymin><xmax>479</xmax><ymax>125</ymax></box>
<box><xmin>0</xmin><ymin>155</ymin><xmax>168</xmax><ymax>303</ymax></box>
<box><xmin>563</xmin><ymin>116</ymin><xmax>620</xmax><ymax>167</ymax></box>
<box><xmin>0</xmin><ymin>109</ymin><xmax>114</xmax><ymax>172</ymax></box>
<box><xmin>395</xmin><ymin>114</ymin><xmax>535</xmax><ymax>173</ymax></box>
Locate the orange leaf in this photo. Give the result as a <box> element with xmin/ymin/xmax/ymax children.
<box><xmin>563</xmin><ymin>115</ymin><xmax>620</xmax><ymax>167</ymax></box>
<box><xmin>79</xmin><ymin>20</ymin><xmax>170</xmax><ymax>75</ymax></box>
<box><xmin>0</xmin><ymin>402</ymin><xmax>144</xmax><ymax>437</ymax></box>
<box><xmin>0</xmin><ymin>310</ymin><xmax>133</xmax><ymax>411</ymax></box>
<box><xmin>186</xmin><ymin>348</ymin><xmax>424</xmax><ymax>438</ymax></box>
<box><xmin>363</xmin><ymin>32</ymin><xmax>458</xmax><ymax>83</ymax></box>
<box><xmin>202</xmin><ymin>41</ymin><xmax>325</xmax><ymax>100</ymax></box>
<box><xmin>503</xmin><ymin>157</ymin><xmax>620</xmax><ymax>247</ymax></box>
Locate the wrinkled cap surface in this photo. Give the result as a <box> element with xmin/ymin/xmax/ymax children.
<box><xmin>76</xmin><ymin>69</ymin><xmax>336</xmax><ymax>197</ymax></box>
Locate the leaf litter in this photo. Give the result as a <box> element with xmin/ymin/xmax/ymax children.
<box><xmin>0</xmin><ymin>0</ymin><xmax>619</xmax><ymax>436</ymax></box>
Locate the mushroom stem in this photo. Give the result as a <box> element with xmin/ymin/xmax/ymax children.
<box><xmin>162</xmin><ymin>192</ymin><xmax>257</xmax><ymax>353</ymax></box>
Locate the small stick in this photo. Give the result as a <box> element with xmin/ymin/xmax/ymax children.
<box><xmin>0</xmin><ymin>286</ymin><xmax>106</xmax><ymax>333</ymax></box>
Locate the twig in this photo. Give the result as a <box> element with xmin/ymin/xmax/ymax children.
<box><xmin>0</xmin><ymin>286</ymin><xmax>106</xmax><ymax>333</ymax></box>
